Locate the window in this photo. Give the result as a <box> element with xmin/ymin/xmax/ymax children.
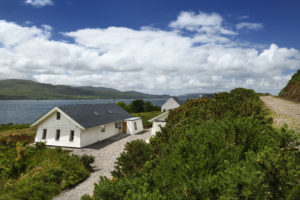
<box><xmin>56</xmin><ymin>129</ymin><xmax>60</xmax><ymax>141</ymax></box>
<box><xmin>56</xmin><ymin>112</ymin><xmax>61</xmax><ymax>120</ymax></box>
<box><xmin>101</xmin><ymin>126</ymin><xmax>105</xmax><ymax>132</ymax></box>
<box><xmin>119</xmin><ymin>122</ymin><xmax>122</xmax><ymax>129</ymax></box>
<box><xmin>163</xmin><ymin>109</ymin><xmax>166</xmax><ymax>112</ymax></box>
<box><xmin>134</xmin><ymin>122</ymin><xmax>137</xmax><ymax>130</ymax></box>
<box><xmin>115</xmin><ymin>122</ymin><xmax>118</xmax><ymax>128</ymax></box>
<box><xmin>42</xmin><ymin>129</ymin><xmax>47</xmax><ymax>139</ymax></box>
<box><xmin>70</xmin><ymin>130</ymin><xmax>75</xmax><ymax>142</ymax></box>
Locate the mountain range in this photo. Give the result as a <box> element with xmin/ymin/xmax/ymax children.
<box><xmin>0</xmin><ymin>79</ymin><xmax>169</xmax><ymax>100</ymax></box>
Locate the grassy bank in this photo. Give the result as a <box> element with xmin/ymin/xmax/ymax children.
<box><xmin>132</xmin><ymin>111</ymin><xmax>161</xmax><ymax>128</ymax></box>
<box><xmin>0</xmin><ymin>123</ymin><xmax>36</xmax><ymax>138</ymax></box>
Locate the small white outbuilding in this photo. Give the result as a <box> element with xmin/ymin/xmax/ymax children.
<box><xmin>148</xmin><ymin>112</ymin><xmax>169</xmax><ymax>136</ymax></box>
<box><xmin>125</xmin><ymin>117</ymin><xmax>143</xmax><ymax>135</ymax></box>
<box><xmin>31</xmin><ymin>103</ymin><xmax>143</xmax><ymax>148</ymax></box>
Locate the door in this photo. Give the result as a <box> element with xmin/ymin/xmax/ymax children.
<box><xmin>122</xmin><ymin>122</ymin><xmax>127</xmax><ymax>134</ymax></box>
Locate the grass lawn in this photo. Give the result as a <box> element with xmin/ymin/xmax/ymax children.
<box><xmin>132</xmin><ymin>111</ymin><xmax>162</xmax><ymax>128</ymax></box>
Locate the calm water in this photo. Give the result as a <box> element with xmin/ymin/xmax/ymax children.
<box><xmin>0</xmin><ymin>98</ymin><xmax>172</xmax><ymax>124</ymax></box>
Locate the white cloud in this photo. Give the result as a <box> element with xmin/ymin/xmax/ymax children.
<box><xmin>25</xmin><ymin>0</ymin><xmax>53</xmax><ymax>7</ymax></box>
<box><xmin>0</xmin><ymin>11</ymin><xmax>299</xmax><ymax>95</ymax></box>
<box><xmin>236</xmin><ymin>22</ymin><xmax>263</xmax><ymax>30</ymax></box>
<box><xmin>169</xmin><ymin>11</ymin><xmax>236</xmax><ymax>36</ymax></box>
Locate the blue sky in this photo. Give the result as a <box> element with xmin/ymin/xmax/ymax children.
<box><xmin>0</xmin><ymin>0</ymin><xmax>300</xmax><ymax>95</ymax></box>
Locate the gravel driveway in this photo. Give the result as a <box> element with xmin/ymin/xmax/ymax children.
<box><xmin>260</xmin><ymin>96</ymin><xmax>300</xmax><ymax>131</ymax></box>
<box><xmin>53</xmin><ymin>130</ymin><xmax>151</xmax><ymax>200</ymax></box>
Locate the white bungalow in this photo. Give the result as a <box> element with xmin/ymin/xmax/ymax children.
<box><xmin>31</xmin><ymin>104</ymin><xmax>143</xmax><ymax>148</ymax></box>
<box><xmin>161</xmin><ymin>97</ymin><xmax>184</xmax><ymax>112</ymax></box>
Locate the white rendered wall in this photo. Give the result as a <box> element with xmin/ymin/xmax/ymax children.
<box><xmin>126</xmin><ymin>119</ymin><xmax>143</xmax><ymax>135</ymax></box>
<box><xmin>35</xmin><ymin>111</ymin><xmax>81</xmax><ymax>148</ymax></box>
<box><xmin>80</xmin><ymin>121</ymin><xmax>122</xmax><ymax>147</ymax></box>
<box><xmin>151</xmin><ymin>121</ymin><xmax>166</xmax><ymax>136</ymax></box>
<box><xmin>161</xmin><ymin>98</ymin><xmax>180</xmax><ymax>112</ymax></box>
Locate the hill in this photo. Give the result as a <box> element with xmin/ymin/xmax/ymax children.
<box><xmin>279</xmin><ymin>69</ymin><xmax>300</xmax><ymax>101</ymax></box>
<box><xmin>0</xmin><ymin>79</ymin><xmax>169</xmax><ymax>100</ymax></box>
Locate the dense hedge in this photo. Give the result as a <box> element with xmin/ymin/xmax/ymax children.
<box><xmin>84</xmin><ymin>88</ymin><xmax>300</xmax><ymax>200</ymax></box>
<box><xmin>0</xmin><ymin>138</ymin><xmax>93</xmax><ymax>200</ymax></box>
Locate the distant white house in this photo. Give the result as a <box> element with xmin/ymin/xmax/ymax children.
<box><xmin>149</xmin><ymin>97</ymin><xmax>186</xmax><ymax>136</ymax></box>
<box><xmin>161</xmin><ymin>97</ymin><xmax>184</xmax><ymax>112</ymax></box>
<box><xmin>31</xmin><ymin>104</ymin><xmax>143</xmax><ymax>148</ymax></box>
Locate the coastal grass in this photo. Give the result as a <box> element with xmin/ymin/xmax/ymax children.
<box><xmin>0</xmin><ymin>123</ymin><xmax>36</xmax><ymax>139</ymax></box>
<box><xmin>132</xmin><ymin>111</ymin><xmax>161</xmax><ymax>128</ymax></box>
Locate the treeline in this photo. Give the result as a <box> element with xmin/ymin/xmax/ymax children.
<box><xmin>83</xmin><ymin>88</ymin><xmax>300</xmax><ymax>200</ymax></box>
<box><xmin>117</xmin><ymin>99</ymin><xmax>160</xmax><ymax>113</ymax></box>
<box><xmin>0</xmin><ymin>135</ymin><xmax>94</xmax><ymax>200</ymax></box>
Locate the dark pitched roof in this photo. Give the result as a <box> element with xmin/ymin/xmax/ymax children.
<box><xmin>58</xmin><ymin>103</ymin><xmax>132</xmax><ymax>129</ymax></box>
<box><xmin>172</xmin><ymin>97</ymin><xmax>186</xmax><ymax>105</ymax></box>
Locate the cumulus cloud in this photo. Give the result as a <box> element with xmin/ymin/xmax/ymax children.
<box><xmin>236</xmin><ymin>22</ymin><xmax>264</xmax><ymax>30</ymax></box>
<box><xmin>0</xmin><ymin>11</ymin><xmax>299</xmax><ymax>95</ymax></box>
<box><xmin>25</xmin><ymin>0</ymin><xmax>53</xmax><ymax>7</ymax></box>
<box><xmin>169</xmin><ymin>11</ymin><xmax>236</xmax><ymax>36</ymax></box>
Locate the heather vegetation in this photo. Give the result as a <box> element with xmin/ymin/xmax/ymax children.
<box><xmin>0</xmin><ymin>135</ymin><xmax>94</xmax><ymax>200</ymax></box>
<box><xmin>84</xmin><ymin>88</ymin><xmax>300</xmax><ymax>200</ymax></box>
<box><xmin>279</xmin><ymin>69</ymin><xmax>300</xmax><ymax>102</ymax></box>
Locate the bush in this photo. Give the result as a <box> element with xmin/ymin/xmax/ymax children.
<box><xmin>112</xmin><ymin>140</ymin><xmax>151</xmax><ymax>179</ymax></box>
<box><xmin>80</xmin><ymin>154</ymin><xmax>95</xmax><ymax>170</ymax></box>
<box><xmin>87</xmin><ymin>88</ymin><xmax>300</xmax><ymax>199</ymax></box>
<box><xmin>0</xmin><ymin>140</ymin><xmax>92</xmax><ymax>200</ymax></box>
<box><xmin>81</xmin><ymin>194</ymin><xmax>94</xmax><ymax>200</ymax></box>
<box><xmin>144</xmin><ymin>101</ymin><xmax>160</xmax><ymax>112</ymax></box>
<box><xmin>129</xmin><ymin>100</ymin><xmax>145</xmax><ymax>113</ymax></box>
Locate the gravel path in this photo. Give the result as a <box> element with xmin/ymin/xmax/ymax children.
<box><xmin>53</xmin><ymin>130</ymin><xmax>151</xmax><ymax>200</ymax></box>
<box><xmin>260</xmin><ymin>96</ymin><xmax>300</xmax><ymax>131</ymax></box>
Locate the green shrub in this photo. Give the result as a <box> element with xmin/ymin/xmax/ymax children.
<box><xmin>112</xmin><ymin>140</ymin><xmax>151</xmax><ymax>179</ymax></box>
<box><xmin>87</xmin><ymin>88</ymin><xmax>300</xmax><ymax>200</ymax></box>
<box><xmin>0</xmin><ymin>141</ymin><xmax>92</xmax><ymax>200</ymax></box>
<box><xmin>81</xmin><ymin>194</ymin><xmax>95</xmax><ymax>200</ymax></box>
<box><xmin>80</xmin><ymin>154</ymin><xmax>95</xmax><ymax>170</ymax></box>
